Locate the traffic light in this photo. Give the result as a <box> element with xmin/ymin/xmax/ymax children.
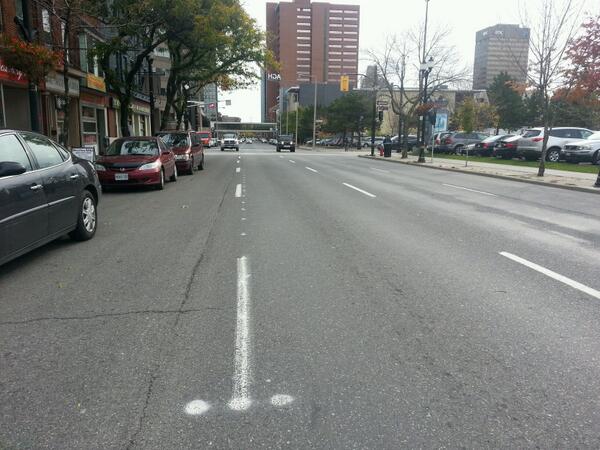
<box><xmin>340</xmin><ymin>75</ymin><xmax>350</xmax><ymax>92</ymax></box>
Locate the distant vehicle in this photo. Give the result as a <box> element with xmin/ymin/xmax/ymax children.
<box><xmin>563</xmin><ymin>131</ymin><xmax>600</xmax><ymax>164</ymax></box>
<box><xmin>437</xmin><ymin>132</ymin><xmax>489</xmax><ymax>154</ymax></box>
<box><xmin>390</xmin><ymin>134</ymin><xmax>418</xmax><ymax>152</ymax></box>
<box><xmin>221</xmin><ymin>133</ymin><xmax>240</xmax><ymax>152</ymax></box>
<box><xmin>432</xmin><ymin>132</ymin><xmax>453</xmax><ymax>151</ymax></box>
<box><xmin>277</xmin><ymin>135</ymin><xmax>295</xmax><ymax>152</ymax></box>
<box><xmin>0</xmin><ymin>130</ymin><xmax>101</xmax><ymax>266</ymax></box>
<box><xmin>96</xmin><ymin>136</ymin><xmax>177</xmax><ymax>190</ymax></box>
<box><xmin>473</xmin><ymin>134</ymin><xmax>514</xmax><ymax>157</ymax></box>
<box><xmin>493</xmin><ymin>135</ymin><xmax>521</xmax><ymax>159</ymax></box>
<box><xmin>269</xmin><ymin>138</ymin><xmax>277</xmax><ymax>145</ymax></box>
<box><xmin>197</xmin><ymin>131</ymin><xmax>211</xmax><ymax>147</ymax></box>
<box><xmin>209</xmin><ymin>138</ymin><xmax>218</xmax><ymax>148</ymax></box>
<box><xmin>246</xmin><ymin>138</ymin><xmax>253</xmax><ymax>144</ymax></box>
<box><xmin>517</xmin><ymin>127</ymin><xmax>595</xmax><ymax>162</ymax></box>
<box><xmin>157</xmin><ymin>131</ymin><xmax>204</xmax><ymax>174</ymax></box>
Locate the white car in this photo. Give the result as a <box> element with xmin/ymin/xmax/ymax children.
<box><xmin>517</xmin><ymin>127</ymin><xmax>595</xmax><ymax>162</ymax></box>
<box><xmin>563</xmin><ymin>131</ymin><xmax>600</xmax><ymax>165</ymax></box>
<box><xmin>221</xmin><ymin>133</ymin><xmax>239</xmax><ymax>152</ymax></box>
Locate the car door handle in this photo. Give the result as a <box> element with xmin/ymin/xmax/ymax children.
<box><xmin>69</xmin><ymin>174</ymin><xmax>79</xmax><ymax>180</ymax></box>
<box><xmin>30</xmin><ymin>184</ymin><xmax>43</xmax><ymax>191</ymax></box>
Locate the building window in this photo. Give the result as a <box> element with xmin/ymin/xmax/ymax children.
<box><xmin>331</xmin><ymin>9</ymin><xmax>343</xmax><ymax>13</ymax></box>
<box><xmin>297</xmin><ymin>15</ymin><xmax>310</xmax><ymax>19</ymax></box>
<box><xmin>329</xmin><ymin>51</ymin><xmax>342</xmax><ymax>55</ymax></box>
<box><xmin>298</xmin><ymin>29</ymin><xmax>311</xmax><ymax>33</ymax></box>
<box><xmin>344</xmin><ymin>24</ymin><xmax>358</xmax><ymax>28</ymax></box>
<box><xmin>330</xmin><ymin>31</ymin><xmax>341</xmax><ymax>35</ymax></box>
<box><xmin>297</xmin><ymin>50</ymin><xmax>310</xmax><ymax>54</ymax></box>
<box><xmin>344</xmin><ymin>10</ymin><xmax>358</xmax><ymax>14</ymax></box>
<box><xmin>330</xmin><ymin>23</ymin><xmax>342</xmax><ymax>27</ymax></box>
<box><xmin>78</xmin><ymin>34</ymin><xmax>88</xmax><ymax>72</ymax></box>
<box><xmin>330</xmin><ymin>16</ymin><xmax>342</xmax><ymax>21</ymax></box>
<box><xmin>344</xmin><ymin>31</ymin><xmax>358</xmax><ymax>35</ymax></box>
<box><xmin>298</xmin><ymin>43</ymin><xmax>310</xmax><ymax>47</ymax></box>
<box><xmin>42</xmin><ymin>9</ymin><xmax>51</xmax><ymax>33</ymax></box>
<box><xmin>345</xmin><ymin>17</ymin><xmax>358</xmax><ymax>21</ymax></box>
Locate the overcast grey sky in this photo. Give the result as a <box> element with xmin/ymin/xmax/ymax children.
<box><xmin>220</xmin><ymin>0</ymin><xmax>597</xmax><ymax>122</ymax></box>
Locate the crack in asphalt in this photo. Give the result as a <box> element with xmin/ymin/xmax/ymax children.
<box><xmin>126</xmin><ymin>165</ymin><xmax>236</xmax><ymax>450</ymax></box>
<box><xmin>0</xmin><ymin>307</ymin><xmax>225</xmax><ymax>326</ymax></box>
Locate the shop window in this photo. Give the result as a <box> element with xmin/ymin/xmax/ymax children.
<box><xmin>78</xmin><ymin>33</ymin><xmax>88</xmax><ymax>72</ymax></box>
<box><xmin>42</xmin><ymin>9</ymin><xmax>50</xmax><ymax>33</ymax></box>
<box><xmin>81</xmin><ymin>106</ymin><xmax>98</xmax><ymax>147</ymax></box>
<box><xmin>140</xmin><ymin>116</ymin><xmax>147</xmax><ymax>136</ymax></box>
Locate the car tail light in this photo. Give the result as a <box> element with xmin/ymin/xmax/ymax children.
<box><xmin>482</xmin><ymin>143</ymin><xmax>488</xmax><ymax>148</ymax></box>
<box><xmin>532</xmin><ymin>137</ymin><xmax>544</xmax><ymax>142</ymax></box>
<box><xmin>506</xmin><ymin>143</ymin><xmax>516</xmax><ymax>148</ymax></box>
<box><xmin>444</xmin><ymin>137</ymin><xmax>452</xmax><ymax>144</ymax></box>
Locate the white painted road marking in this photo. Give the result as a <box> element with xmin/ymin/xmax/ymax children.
<box><xmin>270</xmin><ymin>394</ymin><xmax>294</xmax><ymax>407</ymax></box>
<box><xmin>370</xmin><ymin>167</ymin><xmax>389</xmax><ymax>173</ymax></box>
<box><xmin>289</xmin><ymin>160</ymin><xmax>296</xmax><ymax>164</ymax></box>
<box><xmin>343</xmin><ymin>182</ymin><xmax>376</xmax><ymax>198</ymax></box>
<box><xmin>236</xmin><ymin>167</ymin><xmax>241</xmax><ymax>173</ymax></box>
<box><xmin>185</xmin><ymin>400</ymin><xmax>211</xmax><ymax>415</ymax></box>
<box><xmin>235</xmin><ymin>184</ymin><xmax>242</xmax><ymax>198</ymax></box>
<box><xmin>228</xmin><ymin>256</ymin><xmax>252</xmax><ymax>411</ymax></box>
<box><xmin>279</xmin><ymin>156</ymin><xmax>284</xmax><ymax>158</ymax></box>
<box><xmin>305</xmin><ymin>167</ymin><xmax>318</xmax><ymax>173</ymax></box>
<box><xmin>500</xmin><ymin>252</ymin><xmax>600</xmax><ymax>300</ymax></box>
<box><xmin>443</xmin><ymin>183</ymin><xmax>497</xmax><ymax>197</ymax></box>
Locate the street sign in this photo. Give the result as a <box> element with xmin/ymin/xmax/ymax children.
<box><xmin>267</xmin><ymin>73</ymin><xmax>281</xmax><ymax>81</ymax></box>
<box><xmin>72</xmin><ymin>146</ymin><xmax>95</xmax><ymax>162</ymax></box>
<box><xmin>434</xmin><ymin>112</ymin><xmax>448</xmax><ymax>133</ymax></box>
<box><xmin>376</xmin><ymin>100</ymin><xmax>389</xmax><ymax>107</ymax></box>
<box><xmin>377</xmin><ymin>106</ymin><xmax>389</xmax><ymax>111</ymax></box>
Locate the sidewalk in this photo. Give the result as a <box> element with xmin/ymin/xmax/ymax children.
<box><xmin>360</xmin><ymin>153</ymin><xmax>600</xmax><ymax>194</ymax></box>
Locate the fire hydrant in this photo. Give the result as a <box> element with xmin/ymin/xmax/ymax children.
<box><xmin>379</xmin><ymin>146</ymin><xmax>384</xmax><ymax>156</ymax></box>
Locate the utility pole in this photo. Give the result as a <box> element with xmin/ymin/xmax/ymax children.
<box><xmin>418</xmin><ymin>0</ymin><xmax>431</xmax><ymax>163</ymax></box>
<box><xmin>295</xmin><ymin>95</ymin><xmax>299</xmax><ymax>148</ymax></box>
<box><xmin>19</xmin><ymin>0</ymin><xmax>40</xmax><ymax>132</ymax></box>
<box><xmin>370</xmin><ymin>66</ymin><xmax>378</xmax><ymax>157</ymax></box>
<box><xmin>398</xmin><ymin>53</ymin><xmax>406</xmax><ymax>156</ymax></box>
<box><xmin>312</xmin><ymin>80</ymin><xmax>317</xmax><ymax>151</ymax></box>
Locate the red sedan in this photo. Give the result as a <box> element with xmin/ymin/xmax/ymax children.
<box><xmin>95</xmin><ymin>136</ymin><xmax>177</xmax><ymax>190</ymax></box>
<box><xmin>157</xmin><ymin>131</ymin><xmax>204</xmax><ymax>175</ymax></box>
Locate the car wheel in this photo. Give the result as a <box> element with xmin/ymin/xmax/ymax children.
<box><xmin>170</xmin><ymin>165</ymin><xmax>178</xmax><ymax>182</ymax></box>
<box><xmin>290</xmin><ymin>147</ymin><xmax>295</xmax><ymax>152</ymax></box>
<box><xmin>276</xmin><ymin>148</ymin><xmax>281</xmax><ymax>152</ymax></box>
<box><xmin>454</xmin><ymin>145</ymin><xmax>463</xmax><ymax>155</ymax></box>
<box><xmin>198</xmin><ymin>155</ymin><xmax>204</xmax><ymax>170</ymax></box>
<box><xmin>221</xmin><ymin>147</ymin><xmax>224</xmax><ymax>151</ymax></box>
<box><xmin>592</xmin><ymin>151</ymin><xmax>600</xmax><ymax>165</ymax></box>
<box><xmin>546</xmin><ymin>148</ymin><xmax>561</xmax><ymax>162</ymax></box>
<box><xmin>69</xmin><ymin>190</ymin><xmax>97</xmax><ymax>241</ymax></box>
<box><xmin>156</xmin><ymin>169</ymin><xmax>165</xmax><ymax>190</ymax></box>
<box><xmin>236</xmin><ymin>147</ymin><xmax>239</xmax><ymax>152</ymax></box>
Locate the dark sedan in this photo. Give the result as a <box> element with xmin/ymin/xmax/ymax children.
<box><xmin>493</xmin><ymin>135</ymin><xmax>522</xmax><ymax>159</ymax></box>
<box><xmin>0</xmin><ymin>130</ymin><xmax>101</xmax><ymax>266</ymax></box>
<box><xmin>473</xmin><ymin>134</ymin><xmax>514</xmax><ymax>156</ymax></box>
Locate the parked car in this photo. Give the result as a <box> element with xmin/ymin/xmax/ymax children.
<box><xmin>437</xmin><ymin>132</ymin><xmax>489</xmax><ymax>154</ymax></box>
<box><xmin>277</xmin><ymin>134</ymin><xmax>295</xmax><ymax>152</ymax></box>
<box><xmin>517</xmin><ymin>127</ymin><xmax>595</xmax><ymax>162</ymax></box>
<box><xmin>0</xmin><ymin>130</ymin><xmax>101</xmax><ymax>266</ymax></box>
<box><xmin>473</xmin><ymin>134</ymin><xmax>515</xmax><ymax>157</ymax></box>
<box><xmin>563</xmin><ymin>131</ymin><xmax>600</xmax><ymax>165</ymax></box>
<box><xmin>269</xmin><ymin>138</ymin><xmax>277</xmax><ymax>145</ymax></box>
<box><xmin>391</xmin><ymin>134</ymin><xmax>418</xmax><ymax>151</ymax></box>
<box><xmin>493</xmin><ymin>135</ymin><xmax>522</xmax><ymax>159</ymax></box>
<box><xmin>432</xmin><ymin>132</ymin><xmax>453</xmax><ymax>151</ymax></box>
<box><xmin>157</xmin><ymin>131</ymin><xmax>204</xmax><ymax>174</ymax></box>
<box><xmin>221</xmin><ymin>133</ymin><xmax>240</xmax><ymax>151</ymax></box>
<box><xmin>208</xmin><ymin>138</ymin><xmax>218</xmax><ymax>148</ymax></box>
<box><xmin>197</xmin><ymin>131</ymin><xmax>211</xmax><ymax>147</ymax></box>
<box><xmin>96</xmin><ymin>136</ymin><xmax>177</xmax><ymax>190</ymax></box>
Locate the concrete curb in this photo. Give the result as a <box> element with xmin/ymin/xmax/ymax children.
<box><xmin>358</xmin><ymin>155</ymin><xmax>600</xmax><ymax>195</ymax></box>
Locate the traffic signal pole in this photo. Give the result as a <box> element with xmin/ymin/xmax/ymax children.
<box><xmin>370</xmin><ymin>66</ymin><xmax>377</xmax><ymax>157</ymax></box>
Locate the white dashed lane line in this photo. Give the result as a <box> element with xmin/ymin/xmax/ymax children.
<box><xmin>342</xmin><ymin>182</ymin><xmax>376</xmax><ymax>198</ymax></box>
<box><xmin>235</xmin><ymin>184</ymin><xmax>242</xmax><ymax>198</ymax></box>
<box><xmin>236</xmin><ymin>167</ymin><xmax>241</xmax><ymax>173</ymax></box>
<box><xmin>289</xmin><ymin>160</ymin><xmax>296</xmax><ymax>164</ymax></box>
<box><xmin>305</xmin><ymin>167</ymin><xmax>318</xmax><ymax>173</ymax></box>
<box><xmin>370</xmin><ymin>167</ymin><xmax>389</xmax><ymax>173</ymax></box>
<box><xmin>443</xmin><ymin>183</ymin><xmax>497</xmax><ymax>197</ymax></box>
<box><xmin>500</xmin><ymin>252</ymin><xmax>600</xmax><ymax>300</ymax></box>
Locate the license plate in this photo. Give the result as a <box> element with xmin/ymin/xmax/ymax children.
<box><xmin>115</xmin><ymin>173</ymin><xmax>129</xmax><ymax>181</ymax></box>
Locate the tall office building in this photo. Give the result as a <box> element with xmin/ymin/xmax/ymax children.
<box><xmin>473</xmin><ymin>24</ymin><xmax>530</xmax><ymax>90</ymax></box>
<box><xmin>202</xmin><ymin>83</ymin><xmax>218</xmax><ymax>122</ymax></box>
<box><xmin>262</xmin><ymin>0</ymin><xmax>360</xmax><ymax>122</ymax></box>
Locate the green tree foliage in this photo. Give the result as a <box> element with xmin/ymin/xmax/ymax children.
<box><xmin>488</xmin><ymin>72</ymin><xmax>525</xmax><ymax>131</ymax></box>
<box><xmin>456</xmin><ymin>98</ymin><xmax>475</xmax><ymax>133</ymax></box>
<box><xmin>323</xmin><ymin>92</ymin><xmax>372</xmax><ymax>140</ymax></box>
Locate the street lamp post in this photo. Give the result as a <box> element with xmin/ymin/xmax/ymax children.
<box><xmin>417</xmin><ymin>0</ymin><xmax>432</xmax><ymax>163</ymax></box>
<box><xmin>418</xmin><ymin>57</ymin><xmax>434</xmax><ymax>163</ymax></box>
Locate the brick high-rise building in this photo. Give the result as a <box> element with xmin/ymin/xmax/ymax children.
<box><xmin>262</xmin><ymin>0</ymin><xmax>360</xmax><ymax>122</ymax></box>
<box><xmin>473</xmin><ymin>24</ymin><xmax>530</xmax><ymax>90</ymax></box>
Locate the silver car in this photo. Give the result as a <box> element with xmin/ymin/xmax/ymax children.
<box><xmin>517</xmin><ymin>127</ymin><xmax>595</xmax><ymax>162</ymax></box>
<box><xmin>562</xmin><ymin>131</ymin><xmax>600</xmax><ymax>165</ymax></box>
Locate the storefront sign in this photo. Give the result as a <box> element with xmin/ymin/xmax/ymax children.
<box><xmin>131</xmin><ymin>103</ymin><xmax>150</xmax><ymax>115</ymax></box>
<box><xmin>45</xmin><ymin>72</ymin><xmax>80</xmax><ymax>96</ymax></box>
<box><xmin>85</xmin><ymin>74</ymin><xmax>106</xmax><ymax>92</ymax></box>
<box><xmin>0</xmin><ymin>59</ymin><xmax>27</xmax><ymax>85</ymax></box>
<box><xmin>72</xmin><ymin>146</ymin><xmax>96</xmax><ymax>161</ymax></box>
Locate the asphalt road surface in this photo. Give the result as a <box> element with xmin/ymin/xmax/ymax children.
<box><xmin>2</xmin><ymin>143</ymin><xmax>600</xmax><ymax>449</ymax></box>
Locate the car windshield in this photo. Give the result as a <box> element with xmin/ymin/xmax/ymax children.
<box><xmin>224</xmin><ymin>134</ymin><xmax>237</xmax><ymax>139</ymax></box>
<box><xmin>587</xmin><ymin>132</ymin><xmax>600</xmax><ymax>140</ymax></box>
<box><xmin>158</xmin><ymin>133</ymin><xmax>189</xmax><ymax>147</ymax></box>
<box><xmin>523</xmin><ymin>129</ymin><xmax>542</xmax><ymax>138</ymax></box>
<box><xmin>279</xmin><ymin>135</ymin><xmax>293</xmax><ymax>140</ymax></box>
<box><xmin>199</xmin><ymin>132</ymin><xmax>210</xmax><ymax>138</ymax></box>
<box><xmin>105</xmin><ymin>139</ymin><xmax>158</xmax><ymax>156</ymax></box>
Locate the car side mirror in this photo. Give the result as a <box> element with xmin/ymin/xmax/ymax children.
<box><xmin>0</xmin><ymin>161</ymin><xmax>27</xmax><ymax>178</ymax></box>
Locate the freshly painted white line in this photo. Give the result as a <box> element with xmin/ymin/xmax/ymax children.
<box><xmin>370</xmin><ymin>167</ymin><xmax>389</xmax><ymax>173</ymax></box>
<box><xmin>229</xmin><ymin>256</ymin><xmax>252</xmax><ymax>411</ymax></box>
<box><xmin>270</xmin><ymin>394</ymin><xmax>294</xmax><ymax>407</ymax></box>
<box><xmin>241</xmin><ymin>218</ymin><xmax>247</xmax><ymax>221</ymax></box>
<box><xmin>279</xmin><ymin>156</ymin><xmax>284</xmax><ymax>158</ymax></box>
<box><xmin>235</xmin><ymin>184</ymin><xmax>242</xmax><ymax>198</ymax></box>
<box><xmin>500</xmin><ymin>252</ymin><xmax>600</xmax><ymax>300</ymax></box>
<box><xmin>236</xmin><ymin>167</ymin><xmax>241</xmax><ymax>173</ymax></box>
<box><xmin>343</xmin><ymin>182</ymin><xmax>376</xmax><ymax>198</ymax></box>
<box><xmin>185</xmin><ymin>400</ymin><xmax>211</xmax><ymax>415</ymax></box>
<box><xmin>443</xmin><ymin>183</ymin><xmax>497</xmax><ymax>197</ymax></box>
<box><xmin>236</xmin><ymin>160</ymin><xmax>240</xmax><ymax>164</ymax></box>
<box><xmin>305</xmin><ymin>167</ymin><xmax>318</xmax><ymax>173</ymax></box>
<box><xmin>289</xmin><ymin>160</ymin><xmax>296</xmax><ymax>164</ymax></box>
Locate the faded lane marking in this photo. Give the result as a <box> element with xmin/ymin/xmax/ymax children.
<box><xmin>443</xmin><ymin>183</ymin><xmax>497</xmax><ymax>197</ymax></box>
<box><xmin>235</xmin><ymin>184</ymin><xmax>242</xmax><ymax>198</ymax></box>
<box><xmin>305</xmin><ymin>167</ymin><xmax>318</xmax><ymax>173</ymax></box>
